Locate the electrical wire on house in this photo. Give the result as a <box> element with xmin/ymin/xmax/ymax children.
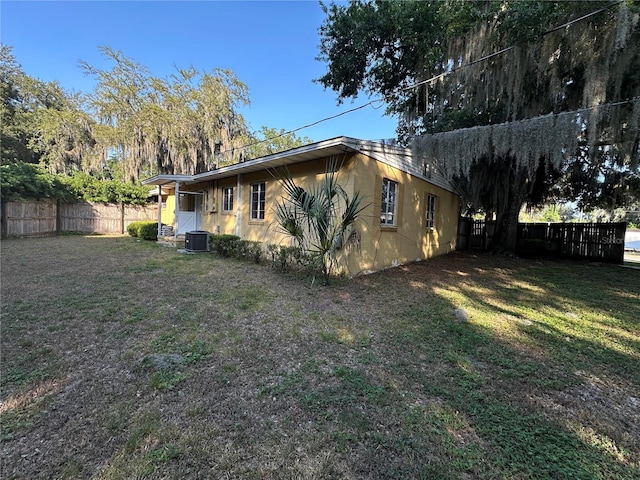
<box><xmin>218</xmin><ymin>0</ymin><xmax>625</xmax><ymax>159</ymax></box>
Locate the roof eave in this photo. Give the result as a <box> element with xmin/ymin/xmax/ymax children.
<box><xmin>141</xmin><ymin>174</ymin><xmax>194</xmax><ymax>186</ymax></box>
<box><xmin>188</xmin><ymin>136</ymin><xmax>363</xmax><ymax>183</ymax></box>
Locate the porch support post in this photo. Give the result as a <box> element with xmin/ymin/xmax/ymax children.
<box><xmin>235</xmin><ymin>174</ymin><xmax>242</xmax><ymax>238</ymax></box>
<box><xmin>174</xmin><ymin>181</ymin><xmax>180</xmax><ymax>239</ymax></box>
<box><xmin>157</xmin><ymin>186</ymin><xmax>162</xmax><ymax>237</ymax></box>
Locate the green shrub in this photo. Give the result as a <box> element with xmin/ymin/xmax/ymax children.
<box><xmin>235</xmin><ymin>239</ymin><xmax>251</xmax><ymax>259</ymax></box>
<box><xmin>247</xmin><ymin>241</ymin><xmax>264</xmax><ymax>264</ymax></box>
<box><xmin>127</xmin><ymin>221</ymin><xmax>142</xmax><ymax>237</ymax></box>
<box><xmin>0</xmin><ymin>163</ymin><xmax>151</xmax><ymax>205</ymax></box>
<box><xmin>209</xmin><ymin>234</ymin><xmax>240</xmax><ymax>257</ymax></box>
<box><xmin>1</xmin><ymin>161</ymin><xmax>74</xmax><ymax>202</ymax></box>
<box><xmin>139</xmin><ymin>222</ymin><xmax>159</xmax><ymax>241</ymax></box>
<box><xmin>209</xmin><ymin>235</ymin><xmax>264</xmax><ymax>262</ymax></box>
<box><xmin>127</xmin><ymin>221</ymin><xmax>159</xmax><ymax>241</ymax></box>
<box><xmin>267</xmin><ymin>244</ymin><xmax>306</xmax><ymax>271</ymax></box>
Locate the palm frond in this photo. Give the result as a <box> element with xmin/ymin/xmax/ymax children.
<box><xmin>269</xmin><ymin>155</ymin><xmax>364</xmax><ymax>281</ymax></box>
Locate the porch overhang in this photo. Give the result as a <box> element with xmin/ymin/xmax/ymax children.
<box><xmin>142</xmin><ymin>174</ymin><xmax>194</xmax><ymax>186</ymax></box>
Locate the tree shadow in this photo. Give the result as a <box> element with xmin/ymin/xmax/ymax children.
<box><xmin>345</xmin><ymin>252</ymin><xmax>640</xmax><ymax>477</ymax></box>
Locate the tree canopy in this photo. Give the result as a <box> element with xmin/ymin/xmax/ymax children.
<box><xmin>80</xmin><ymin>46</ymin><xmax>254</xmax><ymax>180</ymax></box>
<box><xmin>246</xmin><ymin>126</ymin><xmax>313</xmax><ymax>158</ymax></box>
<box><xmin>1</xmin><ymin>45</ymin><xmax>94</xmax><ymax>170</ymax></box>
<box><xmin>317</xmin><ymin>0</ymin><xmax>640</xmax><ymax>252</ymax></box>
<box><xmin>1</xmin><ymin>45</ymin><xmax>313</xmax><ymax>198</ymax></box>
<box><xmin>0</xmin><ymin>161</ymin><xmax>150</xmax><ymax>204</ymax></box>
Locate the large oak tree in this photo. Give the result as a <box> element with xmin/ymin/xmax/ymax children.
<box><xmin>317</xmin><ymin>0</ymin><xmax>640</xmax><ymax>252</ymax></box>
<box><xmin>1</xmin><ymin>45</ymin><xmax>95</xmax><ymax>172</ymax></box>
<box><xmin>2</xmin><ymin>45</ymin><xmax>313</xmax><ymax>186</ymax></box>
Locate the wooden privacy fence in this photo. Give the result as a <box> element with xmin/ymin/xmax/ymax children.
<box><xmin>1</xmin><ymin>199</ymin><xmax>158</xmax><ymax>238</ymax></box>
<box><xmin>518</xmin><ymin>222</ymin><xmax>627</xmax><ymax>263</ymax></box>
<box><xmin>458</xmin><ymin>218</ymin><xmax>627</xmax><ymax>264</ymax></box>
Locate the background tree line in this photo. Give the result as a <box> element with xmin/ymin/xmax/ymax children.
<box><xmin>1</xmin><ymin>44</ymin><xmax>310</xmax><ymax>203</ymax></box>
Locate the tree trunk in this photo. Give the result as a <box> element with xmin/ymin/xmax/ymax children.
<box><xmin>488</xmin><ymin>166</ymin><xmax>528</xmax><ymax>254</ymax></box>
<box><xmin>490</xmin><ymin>201</ymin><xmax>522</xmax><ymax>254</ymax></box>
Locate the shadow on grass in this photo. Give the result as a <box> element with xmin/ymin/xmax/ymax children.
<box><xmin>2</xmin><ymin>238</ymin><xmax>638</xmax><ymax>478</ymax></box>
<box><xmin>352</xmin><ymin>253</ymin><xmax>640</xmax><ymax>478</ymax></box>
<box><xmin>435</xmin><ymin>258</ymin><xmax>640</xmax><ymax>382</ymax></box>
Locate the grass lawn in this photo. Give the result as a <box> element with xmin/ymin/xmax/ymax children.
<box><xmin>1</xmin><ymin>235</ymin><xmax>639</xmax><ymax>479</ymax></box>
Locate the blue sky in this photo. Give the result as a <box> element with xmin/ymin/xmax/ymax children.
<box><xmin>1</xmin><ymin>0</ymin><xmax>399</xmax><ymax>143</ymax></box>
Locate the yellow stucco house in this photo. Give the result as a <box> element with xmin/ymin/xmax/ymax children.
<box><xmin>142</xmin><ymin>137</ymin><xmax>460</xmax><ymax>276</ymax></box>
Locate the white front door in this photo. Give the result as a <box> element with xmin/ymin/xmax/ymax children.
<box><xmin>176</xmin><ymin>193</ymin><xmax>202</xmax><ymax>233</ymax></box>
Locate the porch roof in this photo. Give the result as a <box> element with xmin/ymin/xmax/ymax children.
<box><xmin>141</xmin><ymin>174</ymin><xmax>194</xmax><ymax>186</ymax></box>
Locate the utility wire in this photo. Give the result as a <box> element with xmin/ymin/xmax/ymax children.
<box><xmin>220</xmin><ymin>0</ymin><xmax>624</xmax><ymax>158</ymax></box>
<box><xmin>404</xmin><ymin>0</ymin><xmax>623</xmax><ymax>92</ymax></box>
<box><xmin>229</xmin><ymin>100</ymin><xmax>377</xmax><ymax>154</ymax></box>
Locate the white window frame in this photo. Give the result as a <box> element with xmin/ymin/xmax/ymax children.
<box><xmin>380</xmin><ymin>178</ymin><xmax>398</xmax><ymax>226</ymax></box>
<box><xmin>250</xmin><ymin>182</ymin><xmax>266</xmax><ymax>220</ymax></box>
<box><xmin>426</xmin><ymin>194</ymin><xmax>436</xmax><ymax>230</ymax></box>
<box><xmin>222</xmin><ymin>186</ymin><xmax>234</xmax><ymax>212</ymax></box>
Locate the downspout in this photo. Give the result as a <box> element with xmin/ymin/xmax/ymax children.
<box><xmin>235</xmin><ymin>174</ymin><xmax>242</xmax><ymax>238</ymax></box>
<box><xmin>174</xmin><ymin>180</ymin><xmax>180</xmax><ymax>239</ymax></box>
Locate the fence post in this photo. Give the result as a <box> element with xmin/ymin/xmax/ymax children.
<box><xmin>120</xmin><ymin>202</ymin><xmax>125</xmax><ymax>234</ymax></box>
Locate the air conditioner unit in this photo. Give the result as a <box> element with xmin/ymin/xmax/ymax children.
<box><xmin>185</xmin><ymin>230</ymin><xmax>210</xmax><ymax>252</ymax></box>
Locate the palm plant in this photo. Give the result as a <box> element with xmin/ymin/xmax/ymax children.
<box><xmin>270</xmin><ymin>156</ymin><xmax>368</xmax><ymax>283</ymax></box>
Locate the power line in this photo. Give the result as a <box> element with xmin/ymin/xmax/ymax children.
<box><xmin>221</xmin><ymin>0</ymin><xmax>624</xmax><ymax>158</ymax></box>
<box><xmin>228</xmin><ymin>100</ymin><xmax>378</xmax><ymax>155</ymax></box>
<box><xmin>404</xmin><ymin>0</ymin><xmax>623</xmax><ymax>92</ymax></box>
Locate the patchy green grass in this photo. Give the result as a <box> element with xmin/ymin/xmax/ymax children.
<box><xmin>1</xmin><ymin>236</ymin><xmax>638</xmax><ymax>479</ymax></box>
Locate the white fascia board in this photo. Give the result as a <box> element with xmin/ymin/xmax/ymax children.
<box><xmin>141</xmin><ymin>174</ymin><xmax>194</xmax><ymax>186</ymax></box>
<box><xmin>190</xmin><ymin>136</ymin><xmax>361</xmax><ymax>183</ymax></box>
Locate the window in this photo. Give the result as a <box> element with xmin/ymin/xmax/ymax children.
<box><xmin>250</xmin><ymin>182</ymin><xmax>266</xmax><ymax>220</ymax></box>
<box><xmin>178</xmin><ymin>193</ymin><xmax>195</xmax><ymax>212</ymax></box>
<box><xmin>222</xmin><ymin>186</ymin><xmax>234</xmax><ymax>212</ymax></box>
<box><xmin>380</xmin><ymin>178</ymin><xmax>398</xmax><ymax>226</ymax></box>
<box><xmin>426</xmin><ymin>194</ymin><xmax>436</xmax><ymax>229</ymax></box>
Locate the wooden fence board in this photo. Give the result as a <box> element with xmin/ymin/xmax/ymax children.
<box><xmin>458</xmin><ymin>219</ymin><xmax>626</xmax><ymax>264</ymax></box>
<box><xmin>1</xmin><ymin>200</ymin><xmax>157</xmax><ymax>238</ymax></box>
<box><xmin>519</xmin><ymin>222</ymin><xmax>626</xmax><ymax>263</ymax></box>
<box><xmin>61</xmin><ymin>202</ymin><xmax>118</xmax><ymax>233</ymax></box>
<box><xmin>3</xmin><ymin>199</ymin><xmax>57</xmax><ymax>237</ymax></box>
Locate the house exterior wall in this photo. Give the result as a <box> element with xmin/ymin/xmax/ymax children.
<box><xmin>161</xmin><ymin>195</ymin><xmax>175</xmax><ymax>226</ymax></box>
<box><xmin>342</xmin><ymin>154</ymin><xmax>460</xmax><ymax>275</ymax></box>
<box><xmin>214</xmin><ymin>177</ymin><xmax>237</xmax><ymax>235</ymax></box>
<box><xmin>163</xmin><ymin>152</ymin><xmax>459</xmax><ymax>275</ymax></box>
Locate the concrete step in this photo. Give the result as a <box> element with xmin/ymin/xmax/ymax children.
<box><xmin>157</xmin><ymin>235</ymin><xmax>186</xmax><ymax>248</ymax></box>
